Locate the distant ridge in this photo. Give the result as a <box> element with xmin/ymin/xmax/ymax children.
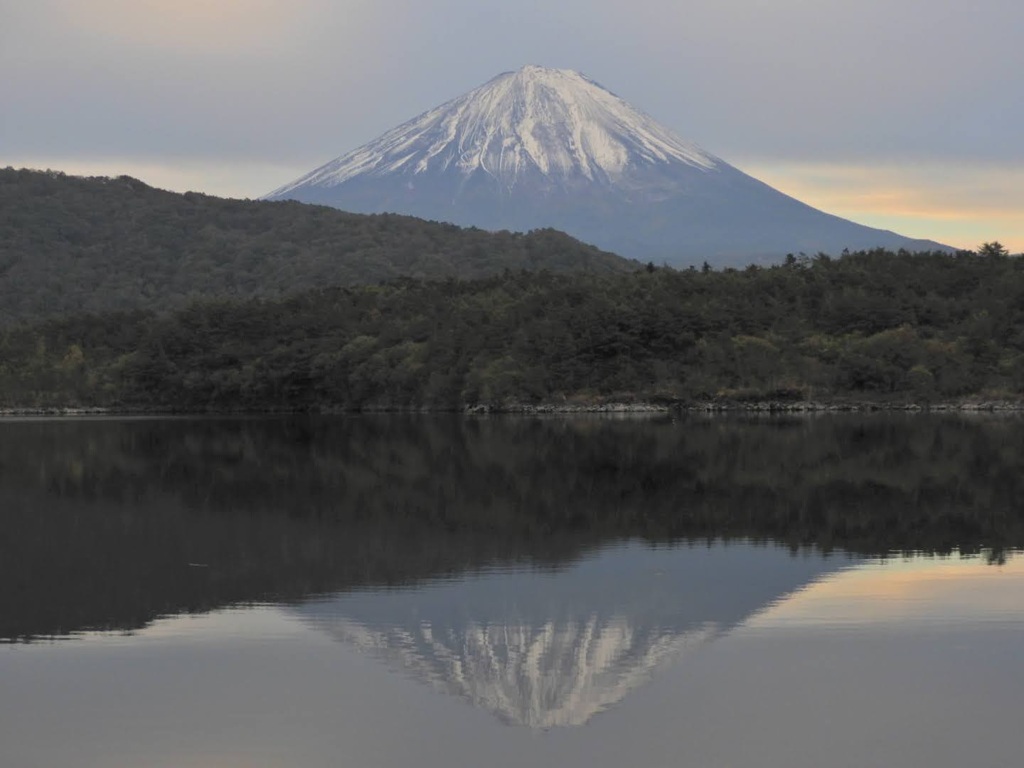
<box><xmin>0</xmin><ymin>167</ymin><xmax>633</xmax><ymax>325</ymax></box>
<box><xmin>267</xmin><ymin>65</ymin><xmax>951</xmax><ymax>266</ymax></box>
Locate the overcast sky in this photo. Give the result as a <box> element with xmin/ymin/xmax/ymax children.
<box><xmin>4</xmin><ymin>0</ymin><xmax>1022</xmax><ymax>251</ymax></box>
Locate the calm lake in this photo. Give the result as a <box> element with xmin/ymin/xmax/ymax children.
<box><xmin>2</xmin><ymin>414</ymin><xmax>1022</xmax><ymax>767</ymax></box>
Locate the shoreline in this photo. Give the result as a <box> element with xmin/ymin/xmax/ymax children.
<box><xmin>3</xmin><ymin>398</ymin><xmax>1024</xmax><ymax>418</ymax></box>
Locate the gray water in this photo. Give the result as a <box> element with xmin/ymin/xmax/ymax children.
<box><xmin>1</xmin><ymin>415</ymin><xmax>1022</xmax><ymax>767</ymax></box>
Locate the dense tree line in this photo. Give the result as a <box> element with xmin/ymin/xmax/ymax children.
<box><xmin>0</xmin><ymin>167</ymin><xmax>633</xmax><ymax>324</ymax></box>
<box><xmin>2</xmin><ymin>248</ymin><xmax>1023</xmax><ymax>409</ymax></box>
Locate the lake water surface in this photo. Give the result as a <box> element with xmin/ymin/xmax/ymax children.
<box><xmin>1</xmin><ymin>415</ymin><xmax>1022</xmax><ymax>767</ymax></box>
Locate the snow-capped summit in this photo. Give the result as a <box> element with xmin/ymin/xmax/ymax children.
<box><xmin>269</xmin><ymin>66</ymin><xmax>716</xmax><ymax>197</ymax></box>
<box><xmin>267</xmin><ymin>66</ymin><xmax>949</xmax><ymax>266</ymax></box>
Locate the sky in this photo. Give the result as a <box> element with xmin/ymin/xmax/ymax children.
<box><xmin>3</xmin><ymin>0</ymin><xmax>1022</xmax><ymax>252</ymax></box>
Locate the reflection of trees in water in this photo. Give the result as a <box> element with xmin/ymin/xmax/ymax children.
<box><xmin>1</xmin><ymin>415</ymin><xmax>1021</xmax><ymax>640</ymax></box>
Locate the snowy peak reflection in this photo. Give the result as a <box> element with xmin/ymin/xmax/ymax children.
<box><xmin>296</xmin><ymin>542</ymin><xmax>849</xmax><ymax>728</ymax></box>
<box><xmin>329</xmin><ymin>610</ymin><xmax>715</xmax><ymax>729</ymax></box>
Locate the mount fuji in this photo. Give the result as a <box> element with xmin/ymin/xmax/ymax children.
<box><xmin>266</xmin><ymin>65</ymin><xmax>948</xmax><ymax>267</ymax></box>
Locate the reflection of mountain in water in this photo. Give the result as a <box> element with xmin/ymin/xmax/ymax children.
<box><xmin>330</xmin><ymin>617</ymin><xmax>713</xmax><ymax>729</ymax></box>
<box><xmin>4</xmin><ymin>414</ymin><xmax>1022</xmax><ymax>641</ymax></box>
<box><xmin>295</xmin><ymin>542</ymin><xmax>852</xmax><ymax>727</ymax></box>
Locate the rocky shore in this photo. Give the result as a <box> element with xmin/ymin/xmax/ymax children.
<box><xmin>471</xmin><ymin>399</ymin><xmax>1024</xmax><ymax>415</ymax></box>
<box><xmin>3</xmin><ymin>399</ymin><xmax>1024</xmax><ymax>418</ymax></box>
<box><xmin>0</xmin><ymin>406</ymin><xmax>123</xmax><ymax>417</ymax></box>
<box><xmin>677</xmin><ymin>399</ymin><xmax>1024</xmax><ymax>413</ymax></box>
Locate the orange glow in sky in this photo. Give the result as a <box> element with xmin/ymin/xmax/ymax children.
<box><xmin>745</xmin><ymin>552</ymin><xmax>1024</xmax><ymax>631</ymax></box>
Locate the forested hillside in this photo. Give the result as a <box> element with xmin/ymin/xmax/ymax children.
<box><xmin>2</xmin><ymin>248</ymin><xmax>1022</xmax><ymax>409</ymax></box>
<box><xmin>0</xmin><ymin>168</ymin><xmax>633</xmax><ymax>325</ymax></box>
